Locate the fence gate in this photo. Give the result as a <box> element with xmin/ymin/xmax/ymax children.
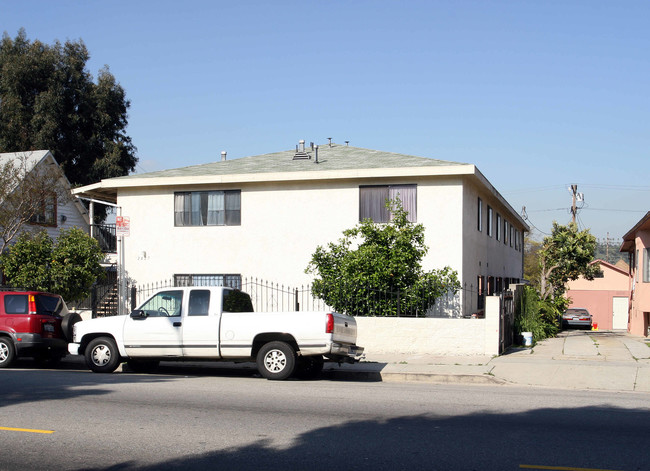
<box><xmin>499</xmin><ymin>290</ymin><xmax>515</xmax><ymax>353</ymax></box>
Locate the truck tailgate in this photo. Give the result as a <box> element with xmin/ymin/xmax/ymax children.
<box><xmin>331</xmin><ymin>312</ymin><xmax>357</xmax><ymax>345</ymax></box>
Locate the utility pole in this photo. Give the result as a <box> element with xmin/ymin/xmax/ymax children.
<box><xmin>570</xmin><ymin>184</ymin><xmax>578</xmax><ymax>224</ymax></box>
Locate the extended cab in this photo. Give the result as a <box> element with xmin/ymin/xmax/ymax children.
<box><xmin>69</xmin><ymin>286</ymin><xmax>364</xmax><ymax>380</ymax></box>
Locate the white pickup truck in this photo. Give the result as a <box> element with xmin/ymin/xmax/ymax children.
<box><xmin>68</xmin><ymin>286</ymin><xmax>363</xmax><ymax>380</ymax></box>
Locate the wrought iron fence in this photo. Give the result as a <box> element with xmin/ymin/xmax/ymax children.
<box><xmin>126</xmin><ymin>276</ymin><xmax>479</xmax><ymax>318</ymax></box>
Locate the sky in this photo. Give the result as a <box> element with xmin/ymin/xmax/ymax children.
<box><xmin>2</xmin><ymin>0</ymin><xmax>649</xmax><ymax>242</ymax></box>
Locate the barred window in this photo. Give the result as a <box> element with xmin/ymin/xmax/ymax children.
<box><xmin>174</xmin><ymin>190</ymin><xmax>240</xmax><ymax>226</ymax></box>
<box><xmin>174</xmin><ymin>274</ymin><xmax>242</xmax><ymax>289</ymax></box>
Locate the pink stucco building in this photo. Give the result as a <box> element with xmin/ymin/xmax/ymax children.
<box><xmin>620</xmin><ymin>212</ymin><xmax>650</xmax><ymax>337</ymax></box>
<box><xmin>565</xmin><ymin>260</ymin><xmax>630</xmax><ymax>330</ymax></box>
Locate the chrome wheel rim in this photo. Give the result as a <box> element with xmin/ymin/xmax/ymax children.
<box><xmin>0</xmin><ymin>343</ymin><xmax>7</xmax><ymax>362</ymax></box>
<box><xmin>91</xmin><ymin>344</ymin><xmax>111</xmax><ymax>366</ymax></box>
<box><xmin>264</xmin><ymin>349</ymin><xmax>287</xmax><ymax>373</ymax></box>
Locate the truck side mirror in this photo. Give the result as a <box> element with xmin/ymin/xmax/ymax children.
<box><xmin>130</xmin><ymin>309</ymin><xmax>147</xmax><ymax>319</ymax></box>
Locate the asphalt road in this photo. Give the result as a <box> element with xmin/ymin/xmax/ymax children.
<box><xmin>1</xmin><ymin>364</ymin><xmax>649</xmax><ymax>471</ymax></box>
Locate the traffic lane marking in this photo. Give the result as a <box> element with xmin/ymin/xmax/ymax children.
<box><xmin>0</xmin><ymin>426</ymin><xmax>54</xmax><ymax>434</ymax></box>
<box><xmin>520</xmin><ymin>465</ymin><xmax>622</xmax><ymax>471</ymax></box>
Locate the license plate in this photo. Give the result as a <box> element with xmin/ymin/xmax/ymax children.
<box><xmin>43</xmin><ymin>324</ymin><xmax>55</xmax><ymax>332</ymax></box>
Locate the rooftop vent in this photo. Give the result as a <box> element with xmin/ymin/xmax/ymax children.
<box><xmin>293</xmin><ymin>139</ymin><xmax>311</xmax><ymax>160</ymax></box>
<box><xmin>221</xmin><ymin>151</ymin><xmax>227</xmax><ymax>161</ymax></box>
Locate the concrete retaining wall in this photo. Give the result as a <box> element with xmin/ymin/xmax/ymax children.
<box><xmin>354</xmin><ymin>295</ymin><xmax>501</xmax><ymax>356</ymax></box>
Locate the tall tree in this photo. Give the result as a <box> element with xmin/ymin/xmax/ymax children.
<box><xmin>0</xmin><ymin>29</ymin><xmax>137</xmax><ymax>189</ymax></box>
<box><xmin>539</xmin><ymin>222</ymin><xmax>598</xmax><ymax>300</ymax></box>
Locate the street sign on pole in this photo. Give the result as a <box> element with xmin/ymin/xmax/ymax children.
<box><xmin>116</xmin><ymin>216</ymin><xmax>130</xmax><ymax>237</ymax></box>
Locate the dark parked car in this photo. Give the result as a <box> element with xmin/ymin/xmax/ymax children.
<box><xmin>561</xmin><ymin>308</ymin><xmax>593</xmax><ymax>330</ymax></box>
<box><xmin>0</xmin><ymin>290</ymin><xmax>81</xmax><ymax>367</ymax></box>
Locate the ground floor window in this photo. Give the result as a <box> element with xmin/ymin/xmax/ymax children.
<box><xmin>174</xmin><ymin>274</ymin><xmax>242</xmax><ymax>289</ymax></box>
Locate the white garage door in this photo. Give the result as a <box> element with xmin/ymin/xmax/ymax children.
<box><xmin>612</xmin><ymin>297</ymin><xmax>628</xmax><ymax>330</ymax></box>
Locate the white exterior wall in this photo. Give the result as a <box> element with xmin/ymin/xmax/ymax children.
<box><xmin>119</xmin><ymin>177</ymin><xmax>468</xmax><ymax>288</ymax></box>
<box><xmin>354</xmin><ymin>295</ymin><xmax>500</xmax><ymax>355</ymax></box>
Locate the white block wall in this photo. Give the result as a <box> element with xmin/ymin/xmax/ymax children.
<box><xmin>354</xmin><ymin>295</ymin><xmax>501</xmax><ymax>356</ymax></box>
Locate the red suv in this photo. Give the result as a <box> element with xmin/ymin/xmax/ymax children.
<box><xmin>0</xmin><ymin>290</ymin><xmax>80</xmax><ymax>367</ymax></box>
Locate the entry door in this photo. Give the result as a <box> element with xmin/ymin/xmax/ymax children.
<box><xmin>612</xmin><ymin>297</ymin><xmax>628</xmax><ymax>330</ymax></box>
<box><xmin>124</xmin><ymin>290</ymin><xmax>184</xmax><ymax>357</ymax></box>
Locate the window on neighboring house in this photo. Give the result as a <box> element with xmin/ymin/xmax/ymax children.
<box><xmin>477</xmin><ymin>198</ymin><xmax>483</xmax><ymax>232</ymax></box>
<box><xmin>644</xmin><ymin>248</ymin><xmax>650</xmax><ymax>283</ymax></box>
<box><xmin>510</xmin><ymin>226</ymin><xmax>514</xmax><ymax>247</ymax></box>
<box><xmin>174</xmin><ymin>274</ymin><xmax>242</xmax><ymax>289</ymax></box>
<box><xmin>359</xmin><ymin>185</ymin><xmax>417</xmax><ymax>223</ymax></box>
<box><xmin>496</xmin><ymin>214</ymin><xmax>501</xmax><ymax>241</ymax></box>
<box><xmin>29</xmin><ymin>194</ymin><xmax>56</xmax><ymax>226</ymax></box>
<box><xmin>487</xmin><ymin>206</ymin><xmax>493</xmax><ymax>237</ymax></box>
<box><xmin>174</xmin><ymin>190</ymin><xmax>241</xmax><ymax>226</ymax></box>
<box><xmin>503</xmin><ymin>220</ymin><xmax>508</xmax><ymax>245</ymax></box>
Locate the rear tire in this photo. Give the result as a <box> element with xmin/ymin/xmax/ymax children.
<box><xmin>0</xmin><ymin>337</ymin><xmax>16</xmax><ymax>368</ymax></box>
<box><xmin>85</xmin><ymin>337</ymin><xmax>121</xmax><ymax>373</ymax></box>
<box><xmin>256</xmin><ymin>341</ymin><xmax>296</xmax><ymax>380</ymax></box>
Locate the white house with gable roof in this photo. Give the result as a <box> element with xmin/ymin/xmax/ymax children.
<box><xmin>0</xmin><ymin>150</ymin><xmax>90</xmax><ymax>247</ymax></box>
<box><xmin>72</xmin><ymin>140</ymin><xmax>528</xmax><ymax>319</ymax></box>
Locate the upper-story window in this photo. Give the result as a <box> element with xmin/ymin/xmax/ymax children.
<box><xmin>359</xmin><ymin>185</ymin><xmax>417</xmax><ymax>223</ymax></box>
<box><xmin>477</xmin><ymin>197</ymin><xmax>483</xmax><ymax>232</ymax></box>
<box><xmin>174</xmin><ymin>190</ymin><xmax>241</xmax><ymax>226</ymax></box>
<box><xmin>496</xmin><ymin>213</ymin><xmax>501</xmax><ymax>241</ymax></box>
<box><xmin>503</xmin><ymin>220</ymin><xmax>509</xmax><ymax>245</ymax></box>
<box><xmin>487</xmin><ymin>206</ymin><xmax>493</xmax><ymax>237</ymax></box>
<box><xmin>644</xmin><ymin>248</ymin><xmax>650</xmax><ymax>283</ymax></box>
<box><xmin>29</xmin><ymin>194</ymin><xmax>57</xmax><ymax>226</ymax></box>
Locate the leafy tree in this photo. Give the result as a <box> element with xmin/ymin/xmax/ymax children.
<box><xmin>2</xmin><ymin>227</ymin><xmax>104</xmax><ymax>302</ymax></box>
<box><xmin>523</xmin><ymin>234</ymin><xmax>542</xmax><ymax>291</ymax></box>
<box><xmin>306</xmin><ymin>200</ymin><xmax>460</xmax><ymax>316</ymax></box>
<box><xmin>0</xmin><ymin>29</ymin><xmax>137</xmax><ymax>192</ymax></box>
<box><xmin>0</xmin><ymin>154</ymin><xmax>69</xmax><ymax>253</ymax></box>
<box><xmin>539</xmin><ymin>222</ymin><xmax>598</xmax><ymax>300</ymax></box>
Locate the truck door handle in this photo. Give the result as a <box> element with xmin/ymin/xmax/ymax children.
<box><xmin>173</xmin><ymin>322</ymin><xmax>182</xmax><ymax>327</ymax></box>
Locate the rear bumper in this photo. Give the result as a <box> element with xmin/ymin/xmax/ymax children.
<box><xmin>327</xmin><ymin>343</ymin><xmax>365</xmax><ymax>363</ymax></box>
<box><xmin>13</xmin><ymin>333</ymin><xmax>68</xmax><ymax>357</ymax></box>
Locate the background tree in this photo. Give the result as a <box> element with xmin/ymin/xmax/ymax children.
<box><xmin>2</xmin><ymin>227</ymin><xmax>104</xmax><ymax>302</ymax></box>
<box><xmin>539</xmin><ymin>222</ymin><xmax>598</xmax><ymax>300</ymax></box>
<box><xmin>0</xmin><ymin>154</ymin><xmax>69</xmax><ymax>253</ymax></box>
<box><xmin>523</xmin><ymin>234</ymin><xmax>542</xmax><ymax>291</ymax></box>
<box><xmin>0</xmin><ymin>29</ymin><xmax>137</xmax><ymax>192</ymax></box>
<box><xmin>306</xmin><ymin>200</ymin><xmax>460</xmax><ymax>317</ymax></box>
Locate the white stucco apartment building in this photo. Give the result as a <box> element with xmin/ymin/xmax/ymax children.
<box><xmin>73</xmin><ymin>141</ymin><xmax>528</xmax><ymax>317</ymax></box>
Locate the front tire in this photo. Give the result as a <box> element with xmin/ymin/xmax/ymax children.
<box><xmin>256</xmin><ymin>341</ymin><xmax>296</xmax><ymax>380</ymax></box>
<box><xmin>0</xmin><ymin>337</ymin><xmax>16</xmax><ymax>368</ymax></box>
<box><xmin>85</xmin><ymin>337</ymin><xmax>121</xmax><ymax>373</ymax></box>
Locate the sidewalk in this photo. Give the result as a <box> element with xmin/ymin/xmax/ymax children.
<box><xmin>323</xmin><ymin>330</ymin><xmax>650</xmax><ymax>392</ymax></box>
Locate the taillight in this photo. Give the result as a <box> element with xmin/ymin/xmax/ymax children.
<box><xmin>325</xmin><ymin>313</ymin><xmax>334</xmax><ymax>334</ymax></box>
<box><xmin>28</xmin><ymin>295</ymin><xmax>37</xmax><ymax>315</ymax></box>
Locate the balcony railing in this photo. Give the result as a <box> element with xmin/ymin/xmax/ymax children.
<box><xmin>91</xmin><ymin>224</ymin><xmax>117</xmax><ymax>253</ymax></box>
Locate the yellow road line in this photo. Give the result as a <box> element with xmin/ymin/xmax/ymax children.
<box><xmin>0</xmin><ymin>426</ymin><xmax>54</xmax><ymax>434</ymax></box>
<box><xmin>520</xmin><ymin>465</ymin><xmax>622</xmax><ymax>471</ymax></box>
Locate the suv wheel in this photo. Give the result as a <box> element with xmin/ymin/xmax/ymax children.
<box><xmin>0</xmin><ymin>337</ymin><xmax>16</xmax><ymax>368</ymax></box>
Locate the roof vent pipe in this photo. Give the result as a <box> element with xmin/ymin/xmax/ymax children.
<box><xmin>327</xmin><ymin>137</ymin><xmax>332</xmax><ymax>147</ymax></box>
<box><xmin>221</xmin><ymin>151</ymin><xmax>227</xmax><ymax>161</ymax></box>
<box><xmin>345</xmin><ymin>141</ymin><xmax>349</xmax><ymax>146</ymax></box>
<box><xmin>298</xmin><ymin>140</ymin><xmax>305</xmax><ymax>152</ymax></box>
<box><xmin>315</xmin><ymin>145</ymin><xmax>319</xmax><ymax>164</ymax></box>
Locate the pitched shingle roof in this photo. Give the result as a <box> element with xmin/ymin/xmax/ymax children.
<box><xmin>113</xmin><ymin>144</ymin><xmax>468</xmax><ymax>180</ymax></box>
